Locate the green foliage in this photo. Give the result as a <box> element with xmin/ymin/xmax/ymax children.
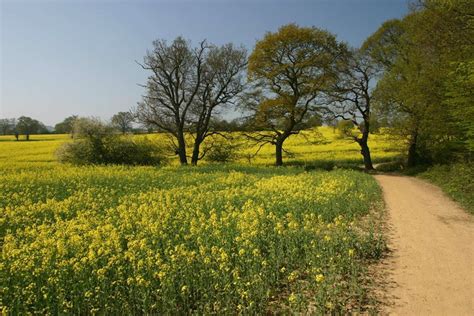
<box><xmin>16</xmin><ymin>116</ymin><xmax>47</xmax><ymax>139</ymax></box>
<box><xmin>205</xmin><ymin>139</ymin><xmax>239</xmax><ymax>163</ymax></box>
<box><xmin>57</xmin><ymin>118</ymin><xmax>162</xmax><ymax>165</ymax></box>
<box><xmin>54</xmin><ymin>115</ymin><xmax>78</xmax><ymax>134</ymax></box>
<box><xmin>246</xmin><ymin>24</ymin><xmax>348</xmax><ymax>165</ymax></box>
<box><xmin>419</xmin><ymin>163</ymin><xmax>474</xmax><ymax>214</ymax></box>
<box><xmin>370</xmin><ymin>0</ymin><xmax>474</xmax><ymax>164</ymax></box>
<box><xmin>336</xmin><ymin>120</ymin><xmax>355</xmax><ymax>139</ymax></box>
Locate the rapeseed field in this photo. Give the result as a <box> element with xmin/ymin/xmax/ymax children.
<box><xmin>0</xmin><ymin>128</ymin><xmax>390</xmax><ymax>313</ymax></box>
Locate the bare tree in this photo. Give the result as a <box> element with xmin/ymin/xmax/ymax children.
<box><xmin>325</xmin><ymin>49</ymin><xmax>379</xmax><ymax>170</ymax></box>
<box><xmin>135</xmin><ymin>37</ymin><xmax>207</xmax><ymax>165</ymax></box>
<box><xmin>111</xmin><ymin>112</ymin><xmax>134</xmax><ymax>134</ymax></box>
<box><xmin>135</xmin><ymin>37</ymin><xmax>247</xmax><ymax>165</ymax></box>
<box><xmin>188</xmin><ymin>43</ymin><xmax>247</xmax><ymax>165</ymax></box>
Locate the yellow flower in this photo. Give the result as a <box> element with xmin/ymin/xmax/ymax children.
<box><xmin>288</xmin><ymin>293</ymin><xmax>297</xmax><ymax>304</ymax></box>
<box><xmin>348</xmin><ymin>249</ymin><xmax>355</xmax><ymax>257</ymax></box>
<box><xmin>315</xmin><ymin>273</ymin><xmax>324</xmax><ymax>283</ymax></box>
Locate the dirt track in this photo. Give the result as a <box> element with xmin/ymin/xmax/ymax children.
<box><xmin>375</xmin><ymin>175</ymin><xmax>474</xmax><ymax>315</ymax></box>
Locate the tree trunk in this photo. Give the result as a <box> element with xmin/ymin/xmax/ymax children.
<box><xmin>275</xmin><ymin>141</ymin><xmax>283</xmax><ymax>166</ymax></box>
<box><xmin>26</xmin><ymin>134</ymin><xmax>29</xmax><ymax>141</ymax></box>
<box><xmin>177</xmin><ymin>132</ymin><xmax>188</xmax><ymax>165</ymax></box>
<box><xmin>359</xmin><ymin>140</ymin><xmax>374</xmax><ymax>170</ymax></box>
<box><xmin>191</xmin><ymin>139</ymin><xmax>201</xmax><ymax>166</ymax></box>
<box><xmin>357</xmin><ymin>129</ymin><xmax>374</xmax><ymax>171</ymax></box>
<box><xmin>407</xmin><ymin>131</ymin><xmax>418</xmax><ymax>167</ymax></box>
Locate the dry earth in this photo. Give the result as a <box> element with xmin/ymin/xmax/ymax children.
<box><xmin>375</xmin><ymin>175</ymin><xmax>474</xmax><ymax>315</ymax></box>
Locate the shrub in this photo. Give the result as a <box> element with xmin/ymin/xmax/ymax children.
<box><xmin>56</xmin><ymin>117</ymin><xmax>163</xmax><ymax>165</ymax></box>
<box><xmin>205</xmin><ymin>139</ymin><xmax>238</xmax><ymax>163</ymax></box>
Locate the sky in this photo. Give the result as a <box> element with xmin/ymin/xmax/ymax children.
<box><xmin>1</xmin><ymin>0</ymin><xmax>409</xmax><ymax>126</ymax></box>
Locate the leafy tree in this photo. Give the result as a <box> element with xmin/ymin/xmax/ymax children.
<box><xmin>16</xmin><ymin>116</ymin><xmax>44</xmax><ymax>141</ymax></box>
<box><xmin>54</xmin><ymin>115</ymin><xmax>78</xmax><ymax>136</ymax></box>
<box><xmin>245</xmin><ymin>24</ymin><xmax>348</xmax><ymax>165</ymax></box>
<box><xmin>370</xmin><ymin>0</ymin><xmax>473</xmax><ymax>165</ymax></box>
<box><xmin>111</xmin><ymin>112</ymin><xmax>134</xmax><ymax>134</ymax></box>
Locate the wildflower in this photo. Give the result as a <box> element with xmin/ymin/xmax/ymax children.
<box><xmin>288</xmin><ymin>293</ymin><xmax>297</xmax><ymax>304</ymax></box>
<box><xmin>315</xmin><ymin>274</ymin><xmax>324</xmax><ymax>283</ymax></box>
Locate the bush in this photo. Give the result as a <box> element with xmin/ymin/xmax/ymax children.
<box><xmin>57</xmin><ymin>137</ymin><xmax>163</xmax><ymax>166</ymax></box>
<box><xmin>205</xmin><ymin>139</ymin><xmax>238</xmax><ymax>163</ymax></box>
<box><xmin>56</xmin><ymin>117</ymin><xmax>163</xmax><ymax>166</ymax></box>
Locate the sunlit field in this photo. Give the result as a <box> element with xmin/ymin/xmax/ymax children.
<box><xmin>0</xmin><ymin>128</ymin><xmax>391</xmax><ymax>313</ymax></box>
<box><xmin>0</xmin><ymin>127</ymin><xmax>402</xmax><ymax>169</ymax></box>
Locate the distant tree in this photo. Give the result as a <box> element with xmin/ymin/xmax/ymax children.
<box><xmin>54</xmin><ymin>115</ymin><xmax>78</xmax><ymax>136</ymax></box>
<box><xmin>0</xmin><ymin>118</ymin><xmax>16</xmax><ymax>135</ymax></box>
<box><xmin>244</xmin><ymin>24</ymin><xmax>348</xmax><ymax>165</ymax></box>
<box><xmin>16</xmin><ymin>116</ymin><xmax>44</xmax><ymax>141</ymax></box>
<box><xmin>111</xmin><ymin>112</ymin><xmax>134</xmax><ymax>134</ymax></box>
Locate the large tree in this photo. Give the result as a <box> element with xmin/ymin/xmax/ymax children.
<box><xmin>135</xmin><ymin>37</ymin><xmax>246</xmax><ymax>165</ymax></box>
<box><xmin>135</xmin><ymin>37</ymin><xmax>207</xmax><ymax>165</ymax></box>
<box><xmin>245</xmin><ymin>24</ymin><xmax>347</xmax><ymax>166</ymax></box>
<box><xmin>369</xmin><ymin>0</ymin><xmax>474</xmax><ymax>165</ymax></box>
<box><xmin>325</xmin><ymin>49</ymin><xmax>379</xmax><ymax>170</ymax></box>
<box><xmin>188</xmin><ymin>43</ymin><xmax>247</xmax><ymax>165</ymax></box>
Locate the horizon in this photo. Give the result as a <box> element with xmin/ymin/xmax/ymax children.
<box><xmin>1</xmin><ymin>0</ymin><xmax>409</xmax><ymax>126</ymax></box>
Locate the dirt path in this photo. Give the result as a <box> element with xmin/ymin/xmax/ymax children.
<box><xmin>375</xmin><ymin>175</ymin><xmax>474</xmax><ymax>315</ymax></box>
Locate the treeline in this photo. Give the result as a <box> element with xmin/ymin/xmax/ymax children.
<box><xmin>0</xmin><ymin>117</ymin><xmax>50</xmax><ymax>140</ymax></box>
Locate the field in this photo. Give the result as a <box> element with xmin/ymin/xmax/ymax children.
<box><xmin>0</xmin><ymin>128</ymin><xmax>393</xmax><ymax>314</ymax></box>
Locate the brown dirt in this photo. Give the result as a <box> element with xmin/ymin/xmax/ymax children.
<box><xmin>375</xmin><ymin>174</ymin><xmax>474</xmax><ymax>315</ymax></box>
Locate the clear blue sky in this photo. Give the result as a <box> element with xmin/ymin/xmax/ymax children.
<box><xmin>1</xmin><ymin>0</ymin><xmax>409</xmax><ymax>126</ymax></box>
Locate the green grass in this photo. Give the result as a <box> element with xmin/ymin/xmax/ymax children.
<box><xmin>419</xmin><ymin>163</ymin><xmax>474</xmax><ymax>214</ymax></box>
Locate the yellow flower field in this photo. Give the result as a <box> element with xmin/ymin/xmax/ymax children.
<box><xmin>0</xmin><ymin>129</ymin><xmax>389</xmax><ymax>314</ymax></box>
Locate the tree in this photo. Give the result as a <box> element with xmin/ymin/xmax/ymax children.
<box><xmin>16</xmin><ymin>116</ymin><xmax>43</xmax><ymax>141</ymax></box>
<box><xmin>135</xmin><ymin>37</ymin><xmax>247</xmax><ymax>165</ymax></box>
<box><xmin>188</xmin><ymin>43</ymin><xmax>247</xmax><ymax>165</ymax></box>
<box><xmin>54</xmin><ymin>115</ymin><xmax>78</xmax><ymax>136</ymax></box>
<box><xmin>111</xmin><ymin>112</ymin><xmax>134</xmax><ymax>134</ymax></box>
<box><xmin>0</xmin><ymin>118</ymin><xmax>16</xmax><ymax>135</ymax></box>
<box><xmin>135</xmin><ymin>37</ymin><xmax>207</xmax><ymax>165</ymax></box>
<box><xmin>369</xmin><ymin>0</ymin><xmax>473</xmax><ymax>165</ymax></box>
<box><xmin>325</xmin><ymin>49</ymin><xmax>379</xmax><ymax>170</ymax></box>
<box><xmin>245</xmin><ymin>24</ymin><xmax>347</xmax><ymax>165</ymax></box>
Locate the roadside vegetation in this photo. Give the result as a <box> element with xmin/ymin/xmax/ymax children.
<box><xmin>419</xmin><ymin>164</ymin><xmax>474</xmax><ymax>214</ymax></box>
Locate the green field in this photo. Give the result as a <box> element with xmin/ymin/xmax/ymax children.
<box><xmin>0</xmin><ymin>128</ymin><xmax>392</xmax><ymax>314</ymax></box>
